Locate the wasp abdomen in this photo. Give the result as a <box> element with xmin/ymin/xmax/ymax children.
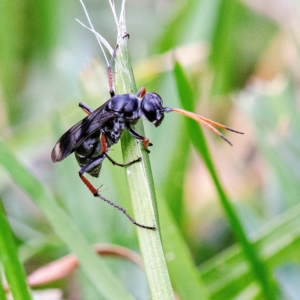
<box><xmin>75</xmin><ymin>132</ymin><xmax>102</xmax><ymax>177</ymax></box>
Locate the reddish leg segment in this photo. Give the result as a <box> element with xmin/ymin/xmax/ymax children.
<box><xmin>77</xmin><ymin>133</ymin><xmax>153</xmax><ymax>230</ymax></box>
<box><xmin>78</xmin><ymin>168</ymin><xmax>155</xmax><ymax>230</ymax></box>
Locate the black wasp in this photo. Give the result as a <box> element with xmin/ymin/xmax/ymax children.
<box><xmin>51</xmin><ymin>45</ymin><xmax>243</xmax><ymax>230</ymax></box>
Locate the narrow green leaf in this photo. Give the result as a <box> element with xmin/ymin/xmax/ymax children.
<box><xmin>115</xmin><ymin>39</ymin><xmax>174</xmax><ymax>299</ymax></box>
<box><xmin>209</xmin><ymin>0</ymin><xmax>239</xmax><ymax>94</ymax></box>
<box><xmin>0</xmin><ymin>203</ymin><xmax>32</xmax><ymax>300</ymax></box>
<box><xmin>209</xmin><ymin>1</ymin><xmax>277</xmax><ymax>95</ymax></box>
<box><xmin>173</xmin><ymin>61</ymin><xmax>277</xmax><ymax>300</ymax></box>
<box><xmin>155</xmin><ymin>0</ymin><xmax>203</xmax><ymax>52</ymax></box>
<box><xmin>0</xmin><ymin>139</ymin><xmax>134</xmax><ymax>300</ymax></box>
<box><xmin>158</xmin><ymin>193</ymin><xmax>209</xmax><ymax>299</ymax></box>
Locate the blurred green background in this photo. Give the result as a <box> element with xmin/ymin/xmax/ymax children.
<box><xmin>1</xmin><ymin>0</ymin><xmax>300</xmax><ymax>299</ymax></box>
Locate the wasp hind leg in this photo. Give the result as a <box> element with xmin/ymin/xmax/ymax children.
<box><xmin>78</xmin><ymin>154</ymin><xmax>107</xmax><ymax>195</ymax></box>
<box><xmin>78</xmin><ymin>140</ymin><xmax>154</xmax><ymax>230</ymax></box>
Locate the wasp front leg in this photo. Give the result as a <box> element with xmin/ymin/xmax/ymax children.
<box><xmin>127</xmin><ymin>126</ymin><xmax>153</xmax><ymax>153</ymax></box>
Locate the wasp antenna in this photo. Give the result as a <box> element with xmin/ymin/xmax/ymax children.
<box><xmin>220</xmin><ymin>135</ymin><xmax>233</xmax><ymax>146</ymax></box>
<box><xmin>163</xmin><ymin>107</ymin><xmax>173</xmax><ymax>113</ymax></box>
<box><xmin>223</xmin><ymin>126</ymin><xmax>244</xmax><ymax>134</ymax></box>
<box><xmin>170</xmin><ymin>108</ymin><xmax>243</xmax><ymax>146</ymax></box>
<box><xmin>194</xmin><ymin>114</ymin><xmax>244</xmax><ymax>135</ymax></box>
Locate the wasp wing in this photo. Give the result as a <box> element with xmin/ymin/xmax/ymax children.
<box><xmin>51</xmin><ymin>103</ymin><xmax>115</xmax><ymax>163</ymax></box>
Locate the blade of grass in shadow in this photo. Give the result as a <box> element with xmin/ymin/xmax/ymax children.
<box><xmin>115</xmin><ymin>36</ymin><xmax>174</xmax><ymax>299</ymax></box>
<box><xmin>0</xmin><ymin>202</ymin><xmax>32</xmax><ymax>300</ymax></box>
<box><xmin>173</xmin><ymin>61</ymin><xmax>277</xmax><ymax>300</ymax></box>
<box><xmin>0</xmin><ymin>139</ymin><xmax>135</xmax><ymax>300</ymax></box>
<box><xmin>158</xmin><ymin>192</ymin><xmax>209</xmax><ymax>299</ymax></box>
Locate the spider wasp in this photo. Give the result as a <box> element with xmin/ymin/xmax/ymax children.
<box><xmin>51</xmin><ymin>43</ymin><xmax>243</xmax><ymax>230</ymax></box>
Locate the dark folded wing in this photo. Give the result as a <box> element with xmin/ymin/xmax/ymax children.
<box><xmin>51</xmin><ymin>103</ymin><xmax>115</xmax><ymax>162</ymax></box>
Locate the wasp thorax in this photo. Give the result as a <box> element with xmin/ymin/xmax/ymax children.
<box><xmin>107</xmin><ymin>94</ymin><xmax>140</xmax><ymax>121</ymax></box>
<box><xmin>141</xmin><ymin>93</ymin><xmax>164</xmax><ymax>127</ymax></box>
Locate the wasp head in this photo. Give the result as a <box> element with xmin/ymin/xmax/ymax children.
<box><xmin>141</xmin><ymin>93</ymin><xmax>169</xmax><ymax>127</ymax></box>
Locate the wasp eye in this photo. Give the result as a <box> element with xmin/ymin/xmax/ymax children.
<box><xmin>141</xmin><ymin>93</ymin><xmax>164</xmax><ymax>126</ymax></box>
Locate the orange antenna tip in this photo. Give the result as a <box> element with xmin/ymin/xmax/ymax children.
<box><xmin>169</xmin><ymin>108</ymin><xmax>243</xmax><ymax>145</ymax></box>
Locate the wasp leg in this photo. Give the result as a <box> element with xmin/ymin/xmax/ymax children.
<box><xmin>123</xmin><ymin>32</ymin><xmax>130</xmax><ymax>39</ymax></box>
<box><xmin>128</xmin><ymin>126</ymin><xmax>153</xmax><ymax>153</ymax></box>
<box><xmin>79</xmin><ymin>102</ymin><xmax>94</xmax><ymax>115</ymax></box>
<box><xmin>101</xmin><ymin>134</ymin><xmax>141</xmax><ymax>167</ymax></box>
<box><xmin>78</xmin><ymin>154</ymin><xmax>155</xmax><ymax>230</ymax></box>
<box><xmin>78</xmin><ymin>154</ymin><xmax>107</xmax><ymax>195</ymax></box>
<box><xmin>107</xmin><ymin>44</ymin><xmax>119</xmax><ymax>98</ymax></box>
<box><xmin>107</xmin><ymin>34</ymin><xmax>130</xmax><ymax>98</ymax></box>
<box><xmin>136</xmin><ymin>87</ymin><xmax>146</xmax><ymax>98</ymax></box>
<box><xmin>106</xmin><ymin>154</ymin><xmax>141</xmax><ymax>167</ymax></box>
<box><xmin>102</xmin><ymin>31</ymin><xmax>136</xmax><ymax>102</ymax></box>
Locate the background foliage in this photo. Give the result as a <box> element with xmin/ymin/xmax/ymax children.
<box><xmin>1</xmin><ymin>0</ymin><xmax>300</xmax><ymax>299</ymax></box>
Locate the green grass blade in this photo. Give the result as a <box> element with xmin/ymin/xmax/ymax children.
<box><xmin>173</xmin><ymin>61</ymin><xmax>277</xmax><ymax>299</ymax></box>
<box><xmin>0</xmin><ymin>203</ymin><xmax>32</xmax><ymax>300</ymax></box>
<box><xmin>200</xmin><ymin>203</ymin><xmax>300</xmax><ymax>298</ymax></box>
<box><xmin>0</xmin><ymin>0</ymin><xmax>60</xmax><ymax>125</ymax></box>
<box><xmin>155</xmin><ymin>0</ymin><xmax>203</xmax><ymax>52</ymax></box>
<box><xmin>115</xmin><ymin>39</ymin><xmax>174</xmax><ymax>299</ymax></box>
<box><xmin>209</xmin><ymin>0</ymin><xmax>239</xmax><ymax>94</ymax></box>
<box><xmin>209</xmin><ymin>1</ymin><xmax>277</xmax><ymax>95</ymax></box>
<box><xmin>158</xmin><ymin>193</ymin><xmax>209</xmax><ymax>299</ymax></box>
<box><xmin>0</xmin><ymin>139</ymin><xmax>135</xmax><ymax>300</ymax></box>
